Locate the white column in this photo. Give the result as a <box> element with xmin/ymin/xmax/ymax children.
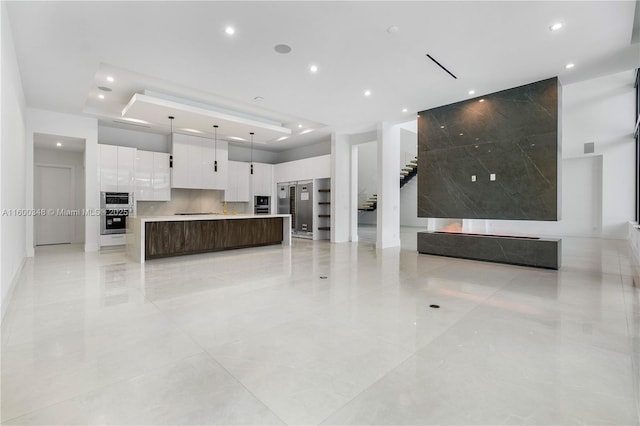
<box><xmin>376</xmin><ymin>122</ymin><xmax>401</xmax><ymax>249</ymax></box>
<box><xmin>350</xmin><ymin>144</ymin><xmax>359</xmax><ymax>242</ymax></box>
<box><xmin>331</xmin><ymin>132</ymin><xmax>350</xmax><ymax>243</ymax></box>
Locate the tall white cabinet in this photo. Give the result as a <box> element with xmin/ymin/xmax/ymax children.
<box><xmin>171</xmin><ymin>133</ymin><xmax>228</xmax><ymax>190</ymax></box>
<box><xmin>135</xmin><ymin>150</ymin><xmax>170</xmax><ymax>201</ymax></box>
<box><xmin>224</xmin><ymin>161</ymin><xmax>251</xmax><ymax>202</ymax></box>
<box><xmin>251</xmin><ymin>162</ymin><xmax>273</xmax><ymax>197</ymax></box>
<box><xmin>99</xmin><ymin>144</ymin><xmax>136</xmax><ymax>193</ymax></box>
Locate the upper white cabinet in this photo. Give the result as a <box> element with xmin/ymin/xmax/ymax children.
<box><xmin>224</xmin><ymin>161</ymin><xmax>251</xmax><ymax>202</ymax></box>
<box><xmin>171</xmin><ymin>133</ymin><xmax>228</xmax><ymax>190</ymax></box>
<box><xmin>99</xmin><ymin>144</ymin><xmax>136</xmax><ymax>193</ymax></box>
<box><xmin>135</xmin><ymin>150</ymin><xmax>170</xmax><ymax>201</ymax></box>
<box><xmin>251</xmin><ymin>162</ymin><xmax>273</xmax><ymax>197</ymax></box>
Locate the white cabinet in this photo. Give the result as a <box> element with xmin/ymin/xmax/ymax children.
<box><xmin>224</xmin><ymin>161</ymin><xmax>250</xmax><ymax>202</ymax></box>
<box><xmin>251</xmin><ymin>162</ymin><xmax>273</xmax><ymax>197</ymax></box>
<box><xmin>135</xmin><ymin>150</ymin><xmax>171</xmax><ymax>201</ymax></box>
<box><xmin>99</xmin><ymin>144</ymin><xmax>136</xmax><ymax>193</ymax></box>
<box><xmin>171</xmin><ymin>133</ymin><xmax>228</xmax><ymax>190</ymax></box>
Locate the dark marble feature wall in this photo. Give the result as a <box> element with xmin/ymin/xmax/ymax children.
<box><xmin>418</xmin><ymin>77</ymin><xmax>560</xmax><ymax>220</ymax></box>
<box><xmin>418</xmin><ymin>232</ymin><xmax>561</xmax><ymax>269</ymax></box>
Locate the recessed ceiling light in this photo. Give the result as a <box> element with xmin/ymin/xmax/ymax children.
<box><xmin>440</xmin><ymin>125</ymin><xmax>445</xmax><ymax>129</ymax></box>
<box><xmin>274</xmin><ymin>44</ymin><xmax>292</xmax><ymax>54</ymax></box>
<box><xmin>549</xmin><ymin>22</ymin><xmax>563</xmax><ymax>31</ymax></box>
<box><xmin>310</xmin><ymin>64</ymin><xmax>318</xmax><ymax>73</ymax></box>
<box><xmin>298</xmin><ymin>124</ymin><xmax>303</xmax><ymax>128</ymax></box>
<box><xmin>459</xmin><ymin>133</ymin><xmax>464</xmax><ymax>136</ymax></box>
<box><xmin>364</xmin><ymin>90</ymin><xmax>372</xmax><ymax>97</ymax></box>
<box><xmin>98</xmin><ymin>94</ymin><xmax>105</xmax><ymax>99</ymax></box>
<box><xmin>386</xmin><ymin>25</ymin><xmax>399</xmax><ymax>34</ymax></box>
<box><xmin>229</xmin><ymin>136</ymin><xmax>247</xmax><ymax>141</ymax></box>
<box><xmin>106</xmin><ymin>76</ymin><xmax>114</xmax><ymax>83</ymax></box>
<box><xmin>225</xmin><ymin>26</ymin><xmax>235</xmax><ymax>35</ymax></box>
<box><xmin>56</xmin><ymin>142</ymin><xmax>62</xmax><ymax>147</ymax></box>
<box><xmin>402</xmin><ymin>108</ymin><xmax>408</xmax><ymax>113</ymax></box>
<box><xmin>276</xmin><ymin>136</ymin><xmax>289</xmax><ymax>142</ymax></box>
<box><xmin>468</xmin><ymin>90</ymin><xmax>475</xmax><ymax>95</ymax></box>
<box><xmin>565</xmin><ymin>63</ymin><xmax>575</xmax><ymax>69</ymax></box>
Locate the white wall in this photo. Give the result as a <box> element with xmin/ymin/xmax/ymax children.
<box><xmin>277</xmin><ymin>139</ymin><xmax>331</xmax><ymax>163</ymax></box>
<box><xmin>99</xmin><ymin>125</ymin><xmax>169</xmax><ymax>153</ymax></box>
<box><xmin>273</xmin><ymin>154</ymin><xmax>330</xmax><ymax>184</ymax></box>
<box><xmin>26</xmin><ymin>109</ymin><xmax>99</xmax><ymax>254</ymax></box>
<box><xmin>1</xmin><ymin>1</ymin><xmax>27</xmax><ymax>320</ymax></box>
<box><xmin>466</xmin><ymin>70</ymin><xmax>636</xmax><ymax>239</ymax></box>
<box><xmin>34</xmin><ymin>148</ymin><xmax>85</xmax><ymax>243</ymax></box>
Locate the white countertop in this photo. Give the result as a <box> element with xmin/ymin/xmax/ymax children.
<box><xmin>129</xmin><ymin>213</ymin><xmax>290</xmax><ymax>223</ymax></box>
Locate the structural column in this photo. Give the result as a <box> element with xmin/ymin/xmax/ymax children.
<box><xmin>376</xmin><ymin>122</ymin><xmax>401</xmax><ymax>248</ymax></box>
<box><xmin>330</xmin><ymin>132</ymin><xmax>351</xmax><ymax>243</ymax></box>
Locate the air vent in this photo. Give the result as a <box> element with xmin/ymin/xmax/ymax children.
<box><xmin>113</xmin><ymin>120</ymin><xmax>151</xmax><ymax>129</ymax></box>
<box><xmin>426</xmin><ymin>54</ymin><xmax>457</xmax><ymax>79</ymax></box>
<box><xmin>584</xmin><ymin>142</ymin><xmax>595</xmax><ymax>154</ymax></box>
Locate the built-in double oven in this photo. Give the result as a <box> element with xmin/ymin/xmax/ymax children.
<box><xmin>100</xmin><ymin>192</ymin><xmax>133</xmax><ymax>235</ymax></box>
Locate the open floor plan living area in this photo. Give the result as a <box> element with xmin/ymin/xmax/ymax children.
<box><xmin>1</xmin><ymin>1</ymin><xmax>640</xmax><ymax>425</ymax></box>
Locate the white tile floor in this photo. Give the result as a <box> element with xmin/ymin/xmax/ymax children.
<box><xmin>1</xmin><ymin>227</ymin><xmax>639</xmax><ymax>425</ymax></box>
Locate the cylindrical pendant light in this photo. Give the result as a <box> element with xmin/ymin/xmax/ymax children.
<box><xmin>250</xmin><ymin>132</ymin><xmax>254</xmax><ymax>175</ymax></box>
<box><xmin>213</xmin><ymin>125</ymin><xmax>219</xmax><ymax>172</ymax></box>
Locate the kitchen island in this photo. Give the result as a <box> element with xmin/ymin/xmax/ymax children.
<box><xmin>126</xmin><ymin>214</ymin><xmax>291</xmax><ymax>263</ymax></box>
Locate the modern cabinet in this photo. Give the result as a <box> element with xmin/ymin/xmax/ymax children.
<box><xmin>99</xmin><ymin>144</ymin><xmax>136</xmax><ymax>193</ymax></box>
<box><xmin>251</xmin><ymin>162</ymin><xmax>273</xmax><ymax>197</ymax></box>
<box><xmin>224</xmin><ymin>161</ymin><xmax>251</xmax><ymax>202</ymax></box>
<box><xmin>171</xmin><ymin>133</ymin><xmax>228</xmax><ymax>190</ymax></box>
<box><xmin>135</xmin><ymin>150</ymin><xmax>170</xmax><ymax>201</ymax></box>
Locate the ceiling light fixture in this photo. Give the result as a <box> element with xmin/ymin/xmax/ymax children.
<box><xmin>168</xmin><ymin>115</ymin><xmax>174</xmax><ymax>135</ymax></box>
<box><xmin>276</xmin><ymin>136</ymin><xmax>289</xmax><ymax>142</ymax></box>
<box><xmin>225</xmin><ymin>26</ymin><xmax>235</xmax><ymax>35</ymax></box>
<box><xmin>549</xmin><ymin>22</ymin><xmax>563</xmax><ymax>31</ymax></box>
<box><xmin>213</xmin><ymin>125</ymin><xmax>219</xmax><ymax>172</ymax></box>
<box><xmin>300</xmin><ymin>129</ymin><xmax>314</xmax><ymax>135</ymax></box>
<box><xmin>56</xmin><ymin>142</ymin><xmax>62</xmax><ymax>147</ymax></box>
<box><xmin>402</xmin><ymin>108</ymin><xmax>408</xmax><ymax>113</ymax></box>
<box><xmin>468</xmin><ymin>90</ymin><xmax>475</xmax><ymax>95</ymax></box>
<box><xmin>182</xmin><ymin>128</ymin><xmax>203</xmax><ymax>134</ymax></box>
<box><xmin>106</xmin><ymin>76</ymin><xmax>115</xmax><ymax>82</ymax></box>
<box><xmin>479</xmin><ymin>99</ymin><xmax>485</xmax><ymax>103</ymax></box>
<box><xmin>98</xmin><ymin>94</ymin><xmax>105</xmax><ymax>99</ymax></box>
<box><xmin>229</xmin><ymin>136</ymin><xmax>246</xmax><ymax>141</ymax></box>
<box><xmin>298</xmin><ymin>124</ymin><xmax>303</xmax><ymax>128</ymax></box>
<box><xmin>121</xmin><ymin>117</ymin><xmax>149</xmax><ymax>124</ymax></box>
<box><xmin>310</xmin><ymin>64</ymin><xmax>318</xmax><ymax>73</ymax></box>
<box><xmin>565</xmin><ymin>63</ymin><xmax>575</xmax><ymax>69</ymax></box>
<box><xmin>249</xmin><ymin>132</ymin><xmax>254</xmax><ymax>175</ymax></box>
<box><xmin>364</xmin><ymin>90</ymin><xmax>372</xmax><ymax>97</ymax></box>
<box><xmin>440</xmin><ymin>125</ymin><xmax>445</xmax><ymax>129</ymax></box>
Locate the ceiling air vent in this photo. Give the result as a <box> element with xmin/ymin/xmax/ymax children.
<box><xmin>426</xmin><ymin>54</ymin><xmax>458</xmax><ymax>79</ymax></box>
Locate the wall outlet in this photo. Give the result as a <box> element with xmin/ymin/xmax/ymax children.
<box><xmin>490</xmin><ymin>173</ymin><xmax>496</xmax><ymax>181</ymax></box>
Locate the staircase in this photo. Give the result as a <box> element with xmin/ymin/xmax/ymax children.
<box><xmin>358</xmin><ymin>157</ymin><xmax>417</xmax><ymax>212</ymax></box>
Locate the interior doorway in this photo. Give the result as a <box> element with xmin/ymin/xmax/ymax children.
<box><xmin>35</xmin><ymin>165</ymin><xmax>73</xmax><ymax>245</ymax></box>
<box><xmin>33</xmin><ymin>133</ymin><xmax>86</xmax><ymax>247</ymax></box>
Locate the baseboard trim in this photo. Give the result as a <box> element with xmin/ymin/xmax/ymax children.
<box><xmin>1</xmin><ymin>255</ymin><xmax>26</xmax><ymax>322</ymax></box>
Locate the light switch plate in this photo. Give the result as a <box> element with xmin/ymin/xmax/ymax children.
<box><xmin>471</xmin><ymin>175</ymin><xmax>476</xmax><ymax>182</ymax></box>
<box><xmin>490</xmin><ymin>173</ymin><xmax>496</xmax><ymax>181</ymax></box>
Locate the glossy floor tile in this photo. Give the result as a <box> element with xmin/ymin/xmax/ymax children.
<box><xmin>1</xmin><ymin>228</ymin><xmax>639</xmax><ymax>425</ymax></box>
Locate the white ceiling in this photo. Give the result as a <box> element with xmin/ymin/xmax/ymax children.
<box><xmin>6</xmin><ymin>1</ymin><xmax>639</xmax><ymax>152</ymax></box>
<box><xmin>34</xmin><ymin>134</ymin><xmax>85</xmax><ymax>152</ymax></box>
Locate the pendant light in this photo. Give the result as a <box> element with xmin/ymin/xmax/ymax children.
<box><xmin>250</xmin><ymin>132</ymin><xmax>254</xmax><ymax>175</ymax></box>
<box><xmin>213</xmin><ymin>125</ymin><xmax>219</xmax><ymax>172</ymax></box>
<box><xmin>168</xmin><ymin>116</ymin><xmax>174</xmax><ymax>168</ymax></box>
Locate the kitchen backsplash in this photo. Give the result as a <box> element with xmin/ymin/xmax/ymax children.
<box><xmin>136</xmin><ymin>189</ymin><xmax>249</xmax><ymax>216</ymax></box>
